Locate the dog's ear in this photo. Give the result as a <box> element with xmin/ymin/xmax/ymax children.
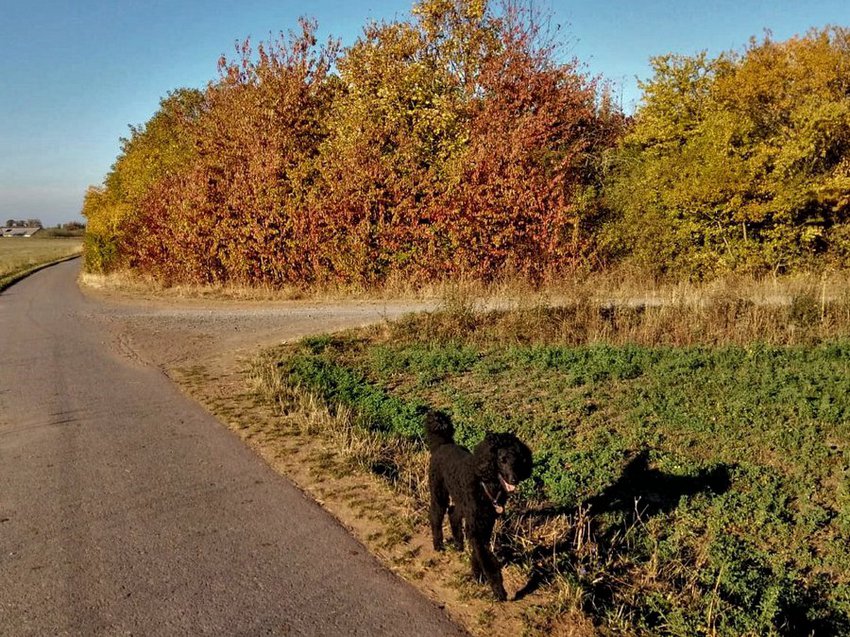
<box><xmin>473</xmin><ymin>433</ymin><xmax>499</xmax><ymax>477</ymax></box>
<box><xmin>480</xmin><ymin>432</ymin><xmax>517</xmax><ymax>457</ymax></box>
<box><xmin>484</xmin><ymin>432</ymin><xmax>516</xmax><ymax>448</ymax></box>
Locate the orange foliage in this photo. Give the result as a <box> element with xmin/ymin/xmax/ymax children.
<box><xmin>125</xmin><ymin>19</ymin><xmax>338</xmax><ymax>285</ymax></box>
<box><xmin>86</xmin><ymin>1</ymin><xmax>621</xmax><ymax>287</ymax></box>
<box><xmin>437</xmin><ymin>5</ymin><xmax>622</xmax><ymax>281</ymax></box>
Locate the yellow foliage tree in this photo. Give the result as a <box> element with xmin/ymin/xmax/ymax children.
<box><xmin>605</xmin><ymin>28</ymin><xmax>850</xmax><ymax>278</ymax></box>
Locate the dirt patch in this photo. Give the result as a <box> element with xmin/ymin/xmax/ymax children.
<box><xmin>80</xmin><ymin>280</ymin><xmax>436</xmax><ymax>369</ymax></box>
<box><xmin>171</xmin><ymin>356</ymin><xmax>541</xmax><ymax>636</ymax></box>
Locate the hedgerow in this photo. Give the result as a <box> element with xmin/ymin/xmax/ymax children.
<box><xmin>82</xmin><ymin>0</ymin><xmax>621</xmax><ymax>285</ymax></box>
<box><xmin>83</xmin><ymin>6</ymin><xmax>850</xmax><ymax>284</ymax></box>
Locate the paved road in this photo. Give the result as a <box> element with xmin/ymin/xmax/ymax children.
<box><xmin>0</xmin><ymin>260</ymin><xmax>463</xmax><ymax>636</ymax></box>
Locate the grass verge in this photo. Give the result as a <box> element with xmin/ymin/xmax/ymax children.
<box><xmin>172</xmin><ymin>356</ymin><xmax>537</xmax><ymax>636</ymax></box>
<box><xmin>252</xmin><ymin>295</ymin><xmax>850</xmax><ymax>636</ymax></box>
<box><xmin>76</xmin><ymin>265</ymin><xmax>850</xmax><ymax>310</ymax></box>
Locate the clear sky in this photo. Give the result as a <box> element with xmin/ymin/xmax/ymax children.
<box><xmin>1</xmin><ymin>1</ymin><xmax>846</xmax><ymax>226</ymax></box>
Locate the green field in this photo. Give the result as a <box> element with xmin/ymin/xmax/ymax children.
<box><xmin>0</xmin><ymin>237</ymin><xmax>82</xmax><ymax>289</ymax></box>
<box><xmin>257</xmin><ymin>301</ymin><xmax>850</xmax><ymax>635</ymax></box>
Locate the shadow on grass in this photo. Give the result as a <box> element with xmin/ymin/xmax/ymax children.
<box><xmin>510</xmin><ymin>450</ymin><xmax>732</xmax><ymax>602</ymax></box>
<box><xmin>509</xmin><ymin>452</ymin><xmax>848</xmax><ymax>636</ymax></box>
<box><xmin>584</xmin><ymin>449</ymin><xmax>731</xmax><ymax>517</ymax></box>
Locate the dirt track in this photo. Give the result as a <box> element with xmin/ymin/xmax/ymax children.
<box><xmin>0</xmin><ymin>259</ymin><xmax>458</xmax><ymax>635</ymax></box>
<box><xmin>80</xmin><ymin>271</ymin><xmax>436</xmax><ymax>371</ymax></box>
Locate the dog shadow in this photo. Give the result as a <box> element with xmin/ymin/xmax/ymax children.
<box><xmin>510</xmin><ymin>450</ymin><xmax>732</xmax><ymax>601</ymax></box>
<box><xmin>584</xmin><ymin>450</ymin><xmax>731</xmax><ymax>518</ymax></box>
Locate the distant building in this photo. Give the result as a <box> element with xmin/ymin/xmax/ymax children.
<box><xmin>0</xmin><ymin>227</ymin><xmax>41</xmax><ymax>237</ymax></box>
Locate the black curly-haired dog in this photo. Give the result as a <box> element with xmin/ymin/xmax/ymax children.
<box><xmin>424</xmin><ymin>410</ymin><xmax>533</xmax><ymax>601</ymax></box>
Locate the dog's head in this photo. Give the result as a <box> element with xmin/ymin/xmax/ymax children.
<box><xmin>474</xmin><ymin>432</ymin><xmax>533</xmax><ymax>493</ymax></box>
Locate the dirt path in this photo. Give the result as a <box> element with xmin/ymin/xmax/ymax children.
<box><xmin>81</xmin><ymin>272</ymin><xmax>436</xmax><ymax>370</ymax></box>
<box><xmin>0</xmin><ymin>259</ymin><xmax>462</xmax><ymax>635</ymax></box>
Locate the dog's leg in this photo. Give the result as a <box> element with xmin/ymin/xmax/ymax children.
<box><xmin>429</xmin><ymin>473</ymin><xmax>449</xmax><ymax>551</ymax></box>
<box><xmin>470</xmin><ymin>547</ymin><xmax>484</xmax><ymax>583</ymax></box>
<box><xmin>448</xmin><ymin>505</ymin><xmax>464</xmax><ymax>551</ymax></box>
<box><xmin>470</xmin><ymin>536</ymin><xmax>507</xmax><ymax>601</ymax></box>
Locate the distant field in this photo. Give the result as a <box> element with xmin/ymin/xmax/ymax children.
<box><xmin>0</xmin><ymin>237</ymin><xmax>82</xmax><ymax>288</ymax></box>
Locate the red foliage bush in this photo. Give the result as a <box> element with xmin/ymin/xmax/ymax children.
<box><xmin>435</xmin><ymin>6</ymin><xmax>622</xmax><ymax>281</ymax></box>
<box><xmin>86</xmin><ymin>1</ymin><xmax>622</xmax><ymax>287</ymax></box>
<box><xmin>124</xmin><ymin>19</ymin><xmax>338</xmax><ymax>285</ymax></box>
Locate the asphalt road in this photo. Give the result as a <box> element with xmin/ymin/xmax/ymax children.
<box><xmin>0</xmin><ymin>260</ymin><xmax>463</xmax><ymax>636</ymax></box>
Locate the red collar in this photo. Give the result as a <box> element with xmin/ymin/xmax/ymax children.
<box><xmin>481</xmin><ymin>481</ymin><xmax>504</xmax><ymax>514</ymax></box>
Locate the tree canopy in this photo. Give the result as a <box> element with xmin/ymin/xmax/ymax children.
<box><xmin>82</xmin><ymin>0</ymin><xmax>619</xmax><ymax>285</ymax></box>
<box><xmin>605</xmin><ymin>27</ymin><xmax>850</xmax><ymax>278</ymax></box>
<box><xmin>83</xmin><ymin>4</ymin><xmax>850</xmax><ymax>285</ymax></box>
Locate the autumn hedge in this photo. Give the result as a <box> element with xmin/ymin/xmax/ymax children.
<box><xmin>82</xmin><ymin>0</ymin><xmax>850</xmax><ymax>285</ymax></box>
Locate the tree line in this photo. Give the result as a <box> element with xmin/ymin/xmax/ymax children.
<box><xmin>4</xmin><ymin>219</ymin><xmax>43</xmax><ymax>228</ymax></box>
<box><xmin>82</xmin><ymin>0</ymin><xmax>850</xmax><ymax>285</ymax></box>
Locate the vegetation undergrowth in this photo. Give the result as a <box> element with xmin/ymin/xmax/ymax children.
<box><xmin>255</xmin><ymin>295</ymin><xmax>850</xmax><ymax>635</ymax></box>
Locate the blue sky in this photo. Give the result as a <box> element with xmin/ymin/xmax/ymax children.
<box><xmin>0</xmin><ymin>1</ymin><xmax>847</xmax><ymax>226</ymax></box>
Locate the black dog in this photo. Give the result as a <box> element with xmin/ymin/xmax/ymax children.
<box><xmin>424</xmin><ymin>410</ymin><xmax>533</xmax><ymax>601</ymax></box>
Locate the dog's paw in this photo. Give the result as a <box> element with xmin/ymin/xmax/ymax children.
<box><xmin>491</xmin><ymin>586</ymin><xmax>508</xmax><ymax>602</ymax></box>
<box><xmin>433</xmin><ymin>540</ymin><xmax>445</xmax><ymax>552</ymax></box>
<box><xmin>452</xmin><ymin>539</ymin><xmax>464</xmax><ymax>551</ymax></box>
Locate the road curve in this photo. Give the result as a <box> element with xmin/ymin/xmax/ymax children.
<box><xmin>0</xmin><ymin>260</ymin><xmax>464</xmax><ymax>636</ymax></box>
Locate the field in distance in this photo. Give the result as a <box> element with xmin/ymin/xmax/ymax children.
<box><xmin>0</xmin><ymin>237</ymin><xmax>82</xmax><ymax>288</ymax></box>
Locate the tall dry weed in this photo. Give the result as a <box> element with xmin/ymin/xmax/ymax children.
<box><xmin>387</xmin><ymin>270</ymin><xmax>850</xmax><ymax>348</ymax></box>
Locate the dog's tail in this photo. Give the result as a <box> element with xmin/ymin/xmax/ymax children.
<box><xmin>423</xmin><ymin>410</ymin><xmax>455</xmax><ymax>451</ymax></box>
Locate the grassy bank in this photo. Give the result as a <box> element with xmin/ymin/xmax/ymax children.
<box><xmin>0</xmin><ymin>237</ymin><xmax>82</xmax><ymax>290</ymax></box>
<box><xmin>254</xmin><ymin>297</ymin><xmax>850</xmax><ymax>635</ymax></box>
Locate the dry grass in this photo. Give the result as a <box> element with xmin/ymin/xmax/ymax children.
<box><xmin>80</xmin><ymin>270</ymin><xmax>310</xmax><ymax>302</ymax></box>
<box><xmin>80</xmin><ymin>268</ymin><xmax>472</xmax><ymax>302</ymax></box>
<box><xmin>394</xmin><ymin>269</ymin><xmax>850</xmax><ymax>349</ymax></box>
<box><xmin>0</xmin><ymin>238</ymin><xmax>82</xmax><ymax>284</ymax></box>
<box><xmin>250</xmin><ymin>357</ymin><xmax>430</xmax><ymax>506</ymax></box>
<box><xmin>82</xmin><ymin>263</ymin><xmax>850</xmax><ymax>330</ymax></box>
